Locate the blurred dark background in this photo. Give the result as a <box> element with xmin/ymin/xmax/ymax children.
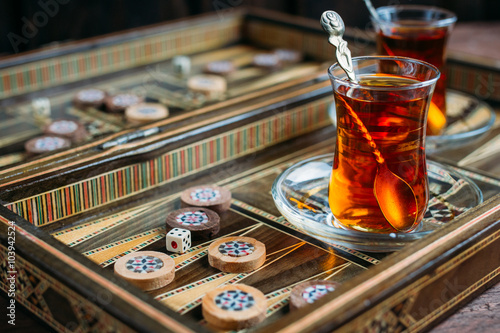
<box><xmin>1</xmin><ymin>0</ymin><xmax>499</xmax><ymax>56</ymax></box>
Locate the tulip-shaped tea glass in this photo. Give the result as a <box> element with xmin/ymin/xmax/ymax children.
<box><xmin>328</xmin><ymin>56</ymin><xmax>440</xmax><ymax>233</ymax></box>
<box><xmin>372</xmin><ymin>5</ymin><xmax>456</xmax><ymax>135</ymax></box>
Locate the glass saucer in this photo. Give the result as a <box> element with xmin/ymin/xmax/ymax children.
<box><xmin>271</xmin><ymin>154</ymin><xmax>483</xmax><ymax>252</ymax></box>
<box><xmin>328</xmin><ymin>90</ymin><xmax>496</xmax><ymax>154</ymax></box>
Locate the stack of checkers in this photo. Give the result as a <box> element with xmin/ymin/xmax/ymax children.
<box><xmin>125</xmin><ymin>103</ymin><xmax>169</xmax><ymax>124</ymax></box>
<box><xmin>180</xmin><ymin>185</ymin><xmax>231</xmax><ymax>214</ymax></box>
<box><xmin>202</xmin><ymin>284</ymin><xmax>267</xmax><ymax>330</ymax></box>
<box><xmin>166</xmin><ymin>207</ymin><xmax>220</xmax><ymax>240</ymax></box>
<box><xmin>208</xmin><ymin>236</ymin><xmax>266</xmax><ymax>273</ymax></box>
<box><xmin>289</xmin><ymin>280</ymin><xmax>339</xmax><ymax>311</ymax></box>
<box><xmin>43</xmin><ymin>119</ymin><xmax>88</xmax><ymax>143</ymax></box>
<box><xmin>113</xmin><ymin>251</ymin><xmax>175</xmax><ymax>291</ymax></box>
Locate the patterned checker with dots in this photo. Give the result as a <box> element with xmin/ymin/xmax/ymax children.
<box><xmin>34</xmin><ymin>137</ymin><xmax>67</xmax><ymax>150</ymax></box>
<box><xmin>214</xmin><ymin>290</ymin><xmax>255</xmax><ymax>311</ymax></box>
<box><xmin>77</xmin><ymin>89</ymin><xmax>105</xmax><ymax>101</ymax></box>
<box><xmin>218</xmin><ymin>241</ymin><xmax>254</xmax><ymax>257</ymax></box>
<box><xmin>112</xmin><ymin>94</ymin><xmax>141</xmax><ymax>107</ymax></box>
<box><xmin>175</xmin><ymin>210</ymin><xmax>209</xmax><ymax>226</ymax></box>
<box><xmin>190</xmin><ymin>188</ymin><xmax>221</xmax><ymax>203</ymax></box>
<box><xmin>206</xmin><ymin>61</ymin><xmax>233</xmax><ymax>74</ymax></box>
<box><xmin>125</xmin><ymin>255</ymin><xmax>164</xmax><ymax>274</ymax></box>
<box><xmin>48</xmin><ymin>121</ymin><xmax>78</xmax><ymax>134</ymax></box>
<box><xmin>136</xmin><ymin>107</ymin><xmax>158</xmax><ymax>115</ymax></box>
<box><xmin>302</xmin><ymin>285</ymin><xmax>335</xmax><ymax>304</ymax></box>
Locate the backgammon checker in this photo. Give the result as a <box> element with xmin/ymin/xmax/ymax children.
<box><xmin>73</xmin><ymin>88</ymin><xmax>106</xmax><ymax>109</ymax></box>
<box><xmin>274</xmin><ymin>48</ymin><xmax>303</xmax><ymax>64</ymax></box>
<box><xmin>252</xmin><ymin>53</ymin><xmax>282</xmax><ymax>70</ymax></box>
<box><xmin>180</xmin><ymin>185</ymin><xmax>231</xmax><ymax>214</ymax></box>
<box><xmin>25</xmin><ymin>135</ymin><xmax>71</xmax><ymax>155</ymax></box>
<box><xmin>114</xmin><ymin>251</ymin><xmax>175</xmax><ymax>291</ymax></box>
<box><xmin>125</xmin><ymin>103</ymin><xmax>169</xmax><ymax>124</ymax></box>
<box><xmin>202</xmin><ymin>284</ymin><xmax>267</xmax><ymax>330</ymax></box>
<box><xmin>166</xmin><ymin>207</ymin><xmax>220</xmax><ymax>240</ymax></box>
<box><xmin>187</xmin><ymin>75</ymin><xmax>227</xmax><ymax>99</ymax></box>
<box><xmin>208</xmin><ymin>236</ymin><xmax>266</xmax><ymax>273</ymax></box>
<box><xmin>204</xmin><ymin>60</ymin><xmax>235</xmax><ymax>76</ymax></box>
<box><xmin>289</xmin><ymin>280</ymin><xmax>339</xmax><ymax>311</ymax></box>
<box><xmin>105</xmin><ymin>93</ymin><xmax>144</xmax><ymax>113</ymax></box>
<box><xmin>44</xmin><ymin>119</ymin><xmax>88</xmax><ymax>143</ymax></box>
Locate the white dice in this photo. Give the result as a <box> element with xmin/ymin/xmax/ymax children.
<box><xmin>166</xmin><ymin>228</ymin><xmax>191</xmax><ymax>253</ymax></box>
<box><xmin>172</xmin><ymin>55</ymin><xmax>191</xmax><ymax>77</ymax></box>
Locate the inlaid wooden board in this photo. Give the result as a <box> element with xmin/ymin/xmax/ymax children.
<box><xmin>32</xmin><ymin>121</ymin><xmax>499</xmax><ymax>332</ymax></box>
<box><xmin>37</xmin><ymin>133</ymin><xmax>380</xmax><ymax>330</ymax></box>
<box><xmin>0</xmin><ymin>41</ymin><xmax>325</xmax><ymax>169</ymax></box>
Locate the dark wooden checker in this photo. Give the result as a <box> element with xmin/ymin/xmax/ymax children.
<box><xmin>0</xmin><ymin>7</ymin><xmax>499</xmax><ymax>333</ymax></box>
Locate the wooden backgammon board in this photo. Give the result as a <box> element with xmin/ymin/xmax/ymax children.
<box><xmin>0</xmin><ymin>8</ymin><xmax>499</xmax><ymax>333</ymax></box>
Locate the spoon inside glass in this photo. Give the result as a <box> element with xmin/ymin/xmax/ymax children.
<box><xmin>320</xmin><ymin>10</ymin><xmax>418</xmax><ymax>232</ymax></box>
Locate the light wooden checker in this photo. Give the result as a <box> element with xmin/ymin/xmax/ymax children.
<box><xmin>208</xmin><ymin>236</ymin><xmax>266</xmax><ymax>273</ymax></box>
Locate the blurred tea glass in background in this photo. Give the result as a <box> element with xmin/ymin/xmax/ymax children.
<box><xmin>372</xmin><ymin>5</ymin><xmax>456</xmax><ymax>135</ymax></box>
<box><xmin>328</xmin><ymin>56</ymin><xmax>440</xmax><ymax>233</ymax></box>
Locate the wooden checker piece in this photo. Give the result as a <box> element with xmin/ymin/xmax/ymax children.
<box><xmin>43</xmin><ymin>119</ymin><xmax>88</xmax><ymax>143</ymax></box>
<box><xmin>104</xmin><ymin>93</ymin><xmax>144</xmax><ymax>113</ymax></box>
<box><xmin>289</xmin><ymin>280</ymin><xmax>339</xmax><ymax>311</ymax></box>
<box><xmin>125</xmin><ymin>103</ymin><xmax>169</xmax><ymax>124</ymax></box>
<box><xmin>114</xmin><ymin>251</ymin><xmax>175</xmax><ymax>291</ymax></box>
<box><xmin>180</xmin><ymin>184</ymin><xmax>231</xmax><ymax>214</ymax></box>
<box><xmin>252</xmin><ymin>53</ymin><xmax>282</xmax><ymax>70</ymax></box>
<box><xmin>208</xmin><ymin>236</ymin><xmax>266</xmax><ymax>273</ymax></box>
<box><xmin>187</xmin><ymin>74</ymin><xmax>227</xmax><ymax>99</ymax></box>
<box><xmin>202</xmin><ymin>284</ymin><xmax>267</xmax><ymax>330</ymax></box>
<box><xmin>166</xmin><ymin>207</ymin><xmax>220</xmax><ymax>240</ymax></box>
<box><xmin>274</xmin><ymin>48</ymin><xmax>303</xmax><ymax>64</ymax></box>
<box><xmin>25</xmin><ymin>136</ymin><xmax>71</xmax><ymax>155</ymax></box>
<box><xmin>73</xmin><ymin>88</ymin><xmax>106</xmax><ymax>109</ymax></box>
<box><xmin>204</xmin><ymin>60</ymin><xmax>235</xmax><ymax>76</ymax></box>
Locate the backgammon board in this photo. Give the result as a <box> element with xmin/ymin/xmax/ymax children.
<box><xmin>0</xmin><ymin>8</ymin><xmax>499</xmax><ymax>333</ymax></box>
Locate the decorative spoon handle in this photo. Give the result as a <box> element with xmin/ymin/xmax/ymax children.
<box><xmin>320</xmin><ymin>11</ymin><xmax>357</xmax><ymax>83</ymax></box>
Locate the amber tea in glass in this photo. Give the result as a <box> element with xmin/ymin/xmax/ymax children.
<box><xmin>328</xmin><ymin>56</ymin><xmax>440</xmax><ymax>233</ymax></box>
<box><xmin>373</xmin><ymin>5</ymin><xmax>456</xmax><ymax>135</ymax></box>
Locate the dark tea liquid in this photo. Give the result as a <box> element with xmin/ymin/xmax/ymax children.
<box><xmin>329</xmin><ymin>74</ymin><xmax>429</xmax><ymax>233</ymax></box>
<box><xmin>377</xmin><ymin>23</ymin><xmax>450</xmax><ymax>135</ymax></box>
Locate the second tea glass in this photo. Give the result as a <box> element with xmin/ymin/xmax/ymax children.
<box><xmin>373</xmin><ymin>5</ymin><xmax>456</xmax><ymax>135</ymax></box>
<box><xmin>328</xmin><ymin>56</ymin><xmax>440</xmax><ymax>233</ymax></box>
